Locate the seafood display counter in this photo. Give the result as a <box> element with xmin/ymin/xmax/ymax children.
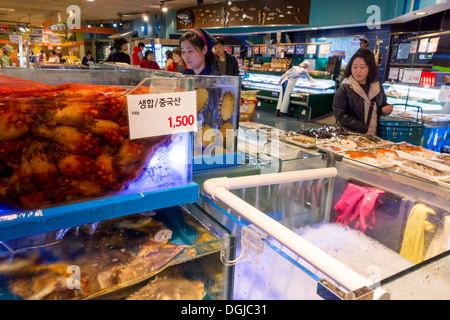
<box><xmin>382</xmin><ymin>82</ymin><xmax>450</xmax><ymax>151</ymax></box>
<box><xmin>242</xmin><ymin>71</ymin><xmax>336</xmax><ymax>119</ymax></box>
<box><xmin>0</xmin><ymin>204</ymin><xmax>235</xmax><ymax>300</ymax></box>
<box><xmin>0</xmin><ymin>70</ymin><xmax>198</xmax><ymax>240</ymax></box>
<box><xmin>197</xmin><ymin>150</ymin><xmax>449</xmax><ymax>300</ymax></box>
<box><xmin>0</xmin><ymin>70</ymin><xmax>237</xmax><ymax>300</ymax></box>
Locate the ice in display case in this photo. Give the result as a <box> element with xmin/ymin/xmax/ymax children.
<box><xmin>243</xmin><ymin>71</ymin><xmax>336</xmax><ymax>119</ymax></box>
<box><xmin>0</xmin><ymin>68</ymin><xmax>198</xmax><ymax>241</ymax></box>
<box><xmin>197</xmin><ymin>155</ymin><xmax>450</xmax><ymax>300</ymax></box>
<box><xmin>0</xmin><ymin>204</ymin><xmax>235</xmax><ymax>300</ymax></box>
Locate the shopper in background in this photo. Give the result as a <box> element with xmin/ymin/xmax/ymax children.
<box><xmin>165</xmin><ymin>47</ymin><xmax>187</xmax><ymax>73</ymax></box>
<box><xmin>275</xmin><ymin>60</ymin><xmax>314</xmax><ymax>116</ymax></box>
<box><xmin>132</xmin><ymin>42</ymin><xmax>145</xmax><ymax>66</ymax></box>
<box><xmin>48</xmin><ymin>50</ymin><xmax>60</xmax><ymax>63</ymax></box>
<box><xmin>82</xmin><ymin>50</ymin><xmax>96</xmax><ymax>66</ymax></box>
<box><xmin>139</xmin><ymin>50</ymin><xmax>161</xmax><ymax>70</ymax></box>
<box><xmin>333</xmin><ymin>48</ymin><xmax>393</xmax><ymax>136</ymax></box>
<box><xmin>56</xmin><ymin>47</ymin><xmax>65</xmax><ymax>63</ymax></box>
<box><xmin>359</xmin><ymin>37</ymin><xmax>370</xmax><ymax>49</ymax></box>
<box><xmin>212</xmin><ymin>37</ymin><xmax>240</xmax><ymax>76</ymax></box>
<box><xmin>165</xmin><ymin>50</ymin><xmax>173</xmax><ymax>68</ymax></box>
<box><xmin>38</xmin><ymin>49</ymin><xmax>45</xmax><ymax>65</ymax></box>
<box><xmin>0</xmin><ymin>45</ymin><xmax>13</xmax><ymax>68</ymax></box>
<box><xmin>179</xmin><ymin>28</ymin><xmax>221</xmax><ymax>76</ymax></box>
<box><xmin>106</xmin><ymin>38</ymin><xmax>130</xmax><ymax>64</ymax></box>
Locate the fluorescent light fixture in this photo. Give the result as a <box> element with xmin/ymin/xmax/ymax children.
<box><xmin>414</xmin><ymin>11</ymin><xmax>427</xmax><ymax>16</ymax></box>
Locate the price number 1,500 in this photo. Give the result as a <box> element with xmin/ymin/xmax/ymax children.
<box><xmin>168</xmin><ymin>115</ymin><xmax>195</xmax><ymax>129</ymax></box>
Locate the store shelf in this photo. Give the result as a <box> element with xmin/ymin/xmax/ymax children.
<box><xmin>0</xmin><ymin>182</ymin><xmax>199</xmax><ymax>242</ymax></box>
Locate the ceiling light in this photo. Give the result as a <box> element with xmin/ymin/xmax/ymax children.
<box><xmin>88</xmin><ymin>24</ymin><xmax>91</xmax><ymax>28</ymax></box>
<box><xmin>228</xmin><ymin>0</ymin><xmax>232</xmax><ymax>5</ymax></box>
<box><xmin>100</xmin><ymin>21</ymin><xmax>103</xmax><ymax>27</ymax></box>
<box><xmin>414</xmin><ymin>12</ymin><xmax>427</xmax><ymax>16</ymax></box>
<box><xmin>113</xmin><ymin>21</ymin><xmax>117</xmax><ymax>27</ymax></box>
<box><xmin>143</xmin><ymin>15</ymin><xmax>149</xmax><ymax>21</ymax></box>
<box><xmin>161</xmin><ymin>1</ymin><xmax>168</xmax><ymax>13</ymax></box>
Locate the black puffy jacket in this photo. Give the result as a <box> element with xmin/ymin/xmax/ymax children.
<box><xmin>332</xmin><ymin>78</ymin><xmax>389</xmax><ymax>136</ymax></box>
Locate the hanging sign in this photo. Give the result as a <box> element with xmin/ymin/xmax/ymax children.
<box><xmin>418</xmin><ymin>38</ymin><xmax>428</xmax><ymax>53</ymax></box>
<box><xmin>427</xmin><ymin>37</ymin><xmax>440</xmax><ymax>53</ymax></box>
<box><xmin>306</xmin><ymin>45</ymin><xmax>317</xmax><ymax>55</ymax></box>
<box><xmin>401</xmin><ymin>68</ymin><xmax>422</xmax><ymax>84</ymax></box>
<box><xmin>296</xmin><ymin>45</ymin><xmax>305</xmax><ymax>55</ymax></box>
<box><xmin>259</xmin><ymin>46</ymin><xmax>267</xmax><ymax>55</ymax></box>
<box><xmin>388</xmin><ymin>67</ymin><xmax>399</xmax><ymax>80</ymax></box>
<box><xmin>127</xmin><ymin>91</ymin><xmax>197</xmax><ymax>140</ymax></box>
<box><xmin>319</xmin><ymin>44</ymin><xmax>331</xmax><ymax>55</ymax></box>
<box><xmin>286</xmin><ymin>45</ymin><xmax>295</xmax><ymax>54</ymax></box>
<box><xmin>9</xmin><ymin>35</ymin><xmax>21</xmax><ymax>43</ymax></box>
<box><xmin>409</xmin><ymin>40</ymin><xmax>418</xmax><ymax>54</ymax></box>
<box><xmin>0</xmin><ymin>25</ymin><xmax>7</xmax><ymax>32</ymax></box>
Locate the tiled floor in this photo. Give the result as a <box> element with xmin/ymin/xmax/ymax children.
<box><xmin>248</xmin><ymin>109</ymin><xmax>336</xmax><ymax>132</ymax></box>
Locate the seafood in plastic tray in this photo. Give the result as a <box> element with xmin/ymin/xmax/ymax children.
<box><xmin>435</xmin><ymin>176</ymin><xmax>450</xmax><ymax>188</ymax></box>
<box><xmin>340</xmin><ymin>150</ymin><xmax>397</xmax><ymax>168</ymax></box>
<box><xmin>383</xmin><ymin>142</ymin><xmax>437</xmax><ymax>158</ymax></box>
<box><xmin>339</xmin><ymin>134</ymin><xmax>393</xmax><ymax>148</ymax></box>
<box><xmin>363</xmin><ymin>147</ymin><xmax>402</xmax><ymax>161</ymax></box>
<box><xmin>0</xmin><ymin>75</ymin><xmax>189</xmax><ymax>210</ymax></box>
<box><xmin>317</xmin><ymin>143</ymin><xmax>349</xmax><ymax>153</ymax></box>
<box><xmin>297</xmin><ymin>125</ymin><xmax>347</xmax><ymax>140</ymax></box>
<box><xmin>397</xmin><ymin>160</ymin><xmax>449</xmax><ymax>182</ymax></box>
<box><xmin>396</xmin><ymin>151</ymin><xmax>450</xmax><ymax>173</ymax></box>
<box><xmin>281</xmin><ymin>135</ymin><xmax>317</xmax><ymax>148</ymax></box>
<box><xmin>0</xmin><ymin>207</ymin><xmax>222</xmax><ymax>300</ymax></box>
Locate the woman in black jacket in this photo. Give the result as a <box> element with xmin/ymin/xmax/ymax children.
<box><xmin>333</xmin><ymin>48</ymin><xmax>393</xmax><ymax>136</ymax></box>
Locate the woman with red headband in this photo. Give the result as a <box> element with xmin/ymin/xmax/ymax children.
<box><xmin>179</xmin><ymin>28</ymin><xmax>221</xmax><ymax>76</ymax></box>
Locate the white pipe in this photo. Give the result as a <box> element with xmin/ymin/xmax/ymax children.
<box><xmin>203</xmin><ymin>168</ymin><xmax>338</xmax><ymax>200</ymax></box>
<box><xmin>203</xmin><ymin>168</ymin><xmax>390</xmax><ymax>299</ymax></box>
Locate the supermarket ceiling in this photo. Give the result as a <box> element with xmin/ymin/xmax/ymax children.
<box><xmin>0</xmin><ymin>0</ymin><xmax>224</xmax><ymax>27</ymax></box>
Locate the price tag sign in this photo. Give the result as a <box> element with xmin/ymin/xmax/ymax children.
<box><xmin>401</xmin><ymin>69</ymin><xmax>422</xmax><ymax>84</ymax></box>
<box><xmin>127</xmin><ymin>91</ymin><xmax>197</xmax><ymax>140</ymax></box>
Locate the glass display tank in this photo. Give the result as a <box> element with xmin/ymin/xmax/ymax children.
<box><xmin>186</xmin><ymin>75</ymin><xmax>242</xmax><ymax>170</ymax></box>
<box><xmin>197</xmin><ymin>155</ymin><xmax>450</xmax><ymax>300</ymax></box>
<box><xmin>0</xmin><ymin>68</ymin><xmax>198</xmax><ymax>240</ymax></box>
<box><xmin>0</xmin><ymin>204</ymin><xmax>235</xmax><ymax>300</ymax></box>
<box><xmin>242</xmin><ymin>71</ymin><xmax>336</xmax><ymax>119</ymax></box>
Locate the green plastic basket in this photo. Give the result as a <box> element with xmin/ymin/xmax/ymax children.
<box><xmin>380</xmin><ymin>105</ymin><xmax>424</xmax><ymax>145</ymax></box>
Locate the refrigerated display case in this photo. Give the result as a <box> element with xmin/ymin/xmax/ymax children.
<box><xmin>382</xmin><ymin>82</ymin><xmax>450</xmax><ymax>151</ymax></box>
<box><xmin>198</xmin><ymin>155</ymin><xmax>450</xmax><ymax>300</ymax></box>
<box><xmin>242</xmin><ymin>71</ymin><xmax>336</xmax><ymax>119</ymax></box>
<box><xmin>0</xmin><ymin>68</ymin><xmax>198</xmax><ymax>239</ymax></box>
<box><xmin>0</xmin><ymin>204</ymin><xmax>235</xmax><ymax>300</ymax></box>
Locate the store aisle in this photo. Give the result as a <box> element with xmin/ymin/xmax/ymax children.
<box><xmin>248</xmin><ymin>109</ymin><xmax>336</xmax><ymax>132</ymax></box>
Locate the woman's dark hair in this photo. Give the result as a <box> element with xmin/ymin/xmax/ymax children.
<box><xmin>138</xmin><ymin>42</ymin><xmax>145</xmax><ymax>48</ymax></box>
<box><xmin>144</xmin><ymin>50</ymin><xmax>154</xmax><ymax>60</ymax></box>
<box><xmin>215</xmin><ymin>37</ymin><xmax>225</xmax><ymax>45</ymax></box>
<box><xmin>179</xmin><ymin>31</ymin><xmax>215</xmax><ymax>65</ymax></box>
<box><xmin>344</xmin><ymin>48</ymin><xmax>379</xmax><ymax>83</ymax></box>
<box><xmin>114</xmin><ymin>38</ymin><xmax>128</xmax><ymax>51</ymax></box>
<box><xmin>86</xmin><ymin>50</ymin><xmax>92</xmax><ymax>56</ymax></box>
<box><xmin>40</xmin><ymin>49</ymin><xmax>45</xmax><ymax>53</ymax></box>
<box><xmin>172</xmin><ymin>47</ymin><xmax>181</xmax><ymax>56</ymax></box>
<box><xmin>166</xmin><ymin>50</ymin><xmax>173</xmax><ymax>59</ymax></box>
